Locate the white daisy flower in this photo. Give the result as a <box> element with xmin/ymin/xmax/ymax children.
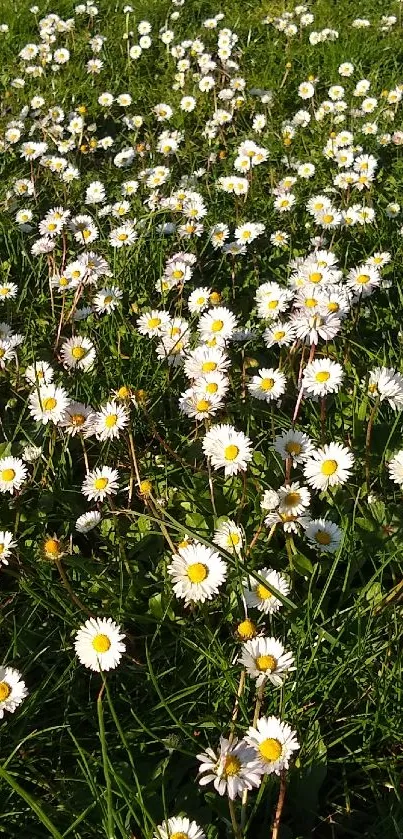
<box><xmin>305</xmin><ymin>518</ymin><xmax>342</xmax><ymax>552</ymax></box>
<box><xmin>277</xmin><ymin>483</ymin><xmax>311</xmax><ymax>516</ymax></box>
<box><xmin>367</xmin><ymin>367</ymin><xmax>403</xmax><ymax>410</ymax></box>
<box><xmin>193</xmin><ymin>371</ymin><xmax>229</xmax><ymax>401</ymax></box>
<box><xmin>75</xmin><ymin>511</ymin><xmax>102</xmax><ymax>533</ymax></box>
<box><xmin>167</xmin><ymin>542</ymin><xmax>227</xmax><ymax>605</ymax></box>
<box><xmin>239</xmin><ymin>637</ymin><xmax>295</xmax><ymax>686</ymax></box>
<box><xmin>197</xmin><ymin>736</ymin><xmax>263</xmax><ymax>799</ymax></box>
<box><xmin>263</xmin><ymin>320</ymin><xmax>296</xmax><ymax>348</ymax></box>
<box><xmin>153</xmin><ymin>815</ymin><xmax>205</xmax><ymax>839</ymax></box>
<box><xmin>179</xmin><ymin>389</ymin><xmax>222</xmax><ymax>420</ymax></box>
<box><xmin>93</xmin><ymin>401</ymin><xmax>129</xmax><ymax>441</ymax></box>
<box><xmin>346</xmin><ymin>265</ymin><xmax>380</xmax><ymax>297</ymax></box>
<box><xmin>28</xmin><ymin>384</ymin><xmax>70</xmax><ymax>425</ymax></box>
<box><xmin>388</xmin><ymin>450</ymin><xmax>403</xmax><ymax>486</ymax></box>
<box><xmin>58</xmin><ymin>402</ymin><xmax>94</xmax><ymax>436</ymax></box>
<box><xmin>137</xmin><ymin>310</ymin><xmax>171</xmax><ymax>337</ymax></box>
<box><xmin>0</xmin><ymin>456</ymin><xmax>28</xmax><ymax>494</ymax></box>
<box><xmin>184</xmin><ymin>345</ymin><xmax>230</xmax><ymax>380</ymax></box>
<box><xmin>198</xmin><ymin>307</ymin><xmax>238</xmax><ymax>344</ymax></box>
<box><xmin>245</xmin><ymin>715</ymin><xmax>300</xmax><ymax>775</ymax></box>
<box><xmin>81</xmin><ymin>466</ymin><xmax>119</xmax><ymax>502</ymax></box>
<box><xmin>188</xmin><ymin>287</ymin><xmax>212</xmax><ymax>314</ymax></box>
<box><xmin>93</xmin><ymin>287</ymin><xmax>123</xmax><ymax>314</ymax></box>
<box><xmin>0</xmin><ymin>666</ymin><xmax>28</xmax><ymax>718</ymax></box>
<box><xmin>74</xmin><ymin>617</ymin><xmax>126</xmax><ymax>672</ymax></box>
<box><xmin>302</xmin><ymin>359</ymin><xmax>344</xmax><ymax>397</ymax></box>
<box><xmin>273</xmin><ymin>430</ymin><xmax>314</xmax><ymax>464</ymax></box>
<box><xmin>0</xmin><ymin>530</ymin><xmax>17</xmax><ymax>564</ymax></box>
<box><xmin>303</xmin><ymin>443</ymin><xmax>354</xmax><ymax>491</ymax></box>
<box><xmin>248</xmin><ymin>368</ymin><xmax>286</xmax><ymax>402</ymax></box>
<box><xmin>243</xmin><ymin>568</ymin><xmax>290</xmax><ymax>614</ymax></box>
<box><xmin>202</xmin><ymin>423</ymin><xmax>253</xmax><ymax>476</ymax></box>
<box><xmin>24</xmin><ymin>361</ymin><xmax>54</xmax><ymax>386</ymax></box>
<box><xmin>213</xmin><ymin>519</ymin><xmax>243</xmax><ymax>554</ymax></box>
<box><xmin>60</xmin><ymin>336</ymin><xmax>96</xmax><ymax>371</ymax></box>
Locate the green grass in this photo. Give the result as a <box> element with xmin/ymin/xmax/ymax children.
<box><xmin>0</xmin><ymin>0</ymin><xmax>403</xmax><ymax>837</ymax></box>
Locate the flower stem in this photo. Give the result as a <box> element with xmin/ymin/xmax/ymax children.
<box><xmin>228</xmin><ymin>798</ymin><xmax>242</xmax><ymax>839</ymax></box>
<box><xmin>365</xmin><ymin>397</ymin><xmax>380</xmax><ymax>488</ymax></box>
<box><xmin>271</xmin><ymin>770</ymin><xmax>287</xmax><ymax>839</ymax></box>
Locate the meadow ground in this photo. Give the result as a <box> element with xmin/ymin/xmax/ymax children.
<box><xmin>0</xmin><ymin>0</ymin><xmax>402</xmax><ymax>837</ymax></box>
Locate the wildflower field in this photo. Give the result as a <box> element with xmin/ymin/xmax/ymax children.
<box><xmin>1</xmin><ymin>0</ymin><xmax>403</xmax><ymax>836</ymax></box>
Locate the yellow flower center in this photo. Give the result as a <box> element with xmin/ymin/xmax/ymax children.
<box><xmin>206</xmin><ymin>382</ymin><xmax>218</xmax><ymax>394</ymax></box>
<box><xmin>71</xmin><ymin>414</ymin><xmax>85</xmax><ymax>426</ymax></box>
<box><xmin>0</xmin><ymin>544</ymin><xmax>4</xmax><ymax>554</ymax></box>
<box><xmin>327</xmin><ymin>302</ymin><xmax>339</xmax><ymax>313</ymax></box>
<box><xmin>170</xmin><ymin>833</ymin><xmax>189</xmax><ymax>839</ymax></box>
<box><xmin>44</xmin><ymin>397</ymin><xmax>57</xmax><ymax>411</ymax></box>
<box><xmin>92</xmin><ymin>634</ymin><xmax>111</xmax><ymax>653</ymax></box>
<box><xmin>0</xmin><ymin>288</ymin><xmax>10</xmax><ymax>296</ymax></box>
<box><xmin>258</xmin><ymin>738</ymin><xmax>282</xmax><ymax>762</ymax></box>
<box><xmin>322</xmin><ymin>214</ymin><xmax>334</xmax><ymax>224</ymax></box>
<box><xmin>72</xmin><ymin>346</ymin><xmax>86</xmax><ymax>360</ymax></box>
<box><xmin>224</xmin><ymin>445</ymin><xmax>239</xmax><ymax>461</ymax></box>
<box><xmin>104</xmin><ymin>295</ymin><xmax>113</xmax><ymax>305</ymax></box>
<box><xmin>0</xmin><ymin>349</ymin><xmax>5</xmax><ymax>358</ymax></box>
<box><xmin>237</xmin><ymin>618</ymin><xmax>257</xmax><ymax>640</ymax></box>
<box><xmin>224</xmin><ymin>755</ymin><xmax>242</xmax><ymax>777</ymax></box>
<box><xmin>256</xmin><ymin>584</ymin><xmax>273</xmax><ymax>601</ymax></box>
<box><xmin>0</xmin><ymin>681</ymin><xmax>11</xmax><ymax>701</ymax></box>
<box><xmin>94</xmin><ymin>477</ymin><xmax>108</xmax><ymax>490</ymax></box>
<box><xmin>197</xmin><ymin>296</ymin><xmax>206</xmax><ymax>305</ymax></box>
<box><xmin>368</xmin><ymin>383</ymin><xmax>378</xmax><ymax>394</ymax></box>
<box><xmin>256</xmin><ymin>654</ymin><xmax>277</xmax><ymax>672</ymax></box>
<box><xmin>118</xmin><ymin>232</ymin><xmax>128</xmax><ymax>241</ymax></box>
<box><xmin>212</xmin><ymin>319</ymin><xmax>224</xmax><ymax>333</ymax></box>
<box><xmin>309</xmin><ymin>272</ymin><xmax>322</xmax><ymax>284</ymax></box>
<box><xmin>44</xmin><ymin>538</ymin><xmax>60</xmax><ymax>556</ymax></box>
<box><xmin>267</xmin><ymin>299</ymin><xmax>278</xmax><ymax>309</ymax></box>
<box><xmin>305</xmin><ymin>297</ymin><xmax>317</xmax><ymax>307</ymax></box>
<box><xmin>139</xmin><ymin>479</ymin><xmax>152</xmax><ymax>495</ymax></box>
<box><xmin>47</xmin><ymin>222</ymin><xmax>57</xmax><ymax>231</ymax></box>
<box><xmin>273</xmin><ymin>330</ymin><xmax>285</xmax><ymax>340</ymax></box>
<box><xmin>210</xmin><ymin>292</ymin><xmax>221</xmax><ymax>304</ymax></box>
<box><xmin>321</xmin><ymin>459</ymin><xmax>338</xmax><ymax>476</ymax></box>
<box><xmin>202</xmin><ymin>361</ymin><xmax>217</xmax><ymax>373</ymax></box>
<box><xmin>285</xmin><ymin>441</ymin><xmax>301</xmax><ymax>455</ymax></box>
<box><xmin>82</xmin><ymin>229</ymin><xmax>92</xmax><ymax>240</ymax></box>
<box><xmin>105</xmin><ymin>414</ymin><xmax>118</xmax><ymax>428</ymax></box>
<box><xmin>187</xmin><ymin>562</ymin><xmax>208</xmax><ymax>583</ymax></box>
<box><xmin>1</xmin><ymin>468</ymin><xmax>15</xmax><ymax>482</ymax></box>
<box><xmin>118</xmin><ymin>386</ymin><xmax>130</xmax><ymax>399</ymax></box>
<box><xmin>147</xmin><ymin>317</ymin><xmax>161</xmax><ymax>329</ymax></box>
<box><xmin>315</xmin><ymin>371</ymin><xmax>330</xmax><ymax>382</ymax></box>
<box><xmin>315</xmin><ymin>529</ymin><xmax>331</xmax><ymax>545</ymax></box>
<box><xmin>356</xmin><ymin>274</ymin><xmax>369</xmax><ymax>285</ymax></box>
<box><xmin>172</xmin><ymin>269</ymin><xmax>184</xmax><ymax>279</ymax></box>
<box><xmin>261</xmin><ymin>378</ymin><xmax>274</xmax><ymax>391</ymax></box>
<box><xmin>196</xmin><ymin>399</ymin><xmax>210</xmax><ymax>412</ymax></box>
<box><xmin>284</xmin><ymin>492</ymin><xmax>301</xmax><ymax>506</ymax></box>
<box><xmin>71</xmin><ymin>270</ymin><xmax>81</xmax><ymax>279</ymax></box>
<box><xmin>228</xmin><ymin>532</ymin><xmax>240</xmax><ymax>546</ymax></box>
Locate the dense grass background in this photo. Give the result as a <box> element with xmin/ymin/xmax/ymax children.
<box><xmin>0</xmin><ymin>0</ymin><xmax>402</xmax><ymax>837</ymax></box>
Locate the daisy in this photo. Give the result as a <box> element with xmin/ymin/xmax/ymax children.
<box><xmin>245</xmin><ymin>715</ymin><xmax>299</xmax><ymax>775</ymax></box>
<box><xmin>0</xmin><ymin>456</ymin><xmax>28</xmax><ymax>495</ymax></box>
<box><xmin>81</xmin><ymin>466</ymin><xmax>119</xmax><ymax>502</ymax></box>
<box><xmin>153</xmin><ymin>816</ymin><xmax>205</xmax><ymax>839</ymax></box>
<box><xmin>346</xmin><ymin>265</ymin><xmax>380</xmax><ymax>297</ymax></box>
<box><xmin>0</xmin><ymin>281</ymin><xmax>18</xmax><ymax>300</ymax></box>
<box><xmin>277</xmin><ymin>483</ymin><xmax>311</xmax><ymax>516</ymax></box>
<box><xmin>305</xmin><ymin>518</ymin><xmax>342</xmax><ymax>552</ymax></box>
<box><xmin>197</xmin><ymin>737</ymin><xmax>263</xmax><ymax>799</ymax></box>
<box><xmin>179</xmin><ymin>389</ymin><xmax>222</xmax><ymax>420</ymax></box>
<box><xmin>188</xmin><ymin>287</ymin><xmax>212</xmax><ymax>314</ymax></box>
<box><xmin>273</xmin><ymin>430</ymin><xmax>314</xmax><ymax>464</ymax></box>
<box><xmin>24</xmin><ymin>360</ymin><xmax>54</xmax><ymax>386</ymax></box>
<box><xmin>74</xmin><ymin>617</ymin><xmax>126</xmax><ymax>672</ymax></box>
<box><xmin>303</xmin><ymin>443</ymin><xmax>354</xmax><ymax>491</ymax></box>
<box><xmin>367</xmin><ymin>367</ymin><xmax>403</xmax><ymax>410</ymax></box>
<box><xmin>184</xmin><ymin>346</ymin><xmax>230</xmax><ymax>380</ymax></box>
<box><xmin>198</xmin><ymin>307</ymin><xmax>238</xmax><ymax>344</ymax></box>
<box><xmin>93</xmin><ymin>287</ymin><xmax>123</xmax><ymax>315</ymax></box>
<box><xmin>28</xmin><ymin>384</ymin><xmax>70</xmax><ymax>425</ymax></box>
<box><xmin>0</xmin><ymin>666</ymin><xmax>28</xmax><ymax>718</ymax></box>
<box><xmin>302</xmin><ymin>359</ymin><xmax>344</xmax><ymax>396</ymax></box>
<box><xmin>202</xmin><ymin>424</ymin><xmax>253</xmax><ymax>476</ymax></box>
<box><xmin>0</xmin><ymin>530</ymin><xmax>17</xmax><ymax>565</ymax></box>
<box><xmin>137</xmin><ymin>309</ymin><xmax>171</xmax><ymax>338</ymax></box>
<box><xmin>213</xmin><ymin>519</ymin><xmax>243</xmax><ymax>554</ymax></box>
<box><xmin>263</xmin><ymin>321</ymin><xmax>296</xmax><ymax>348</ymax></box>
<box><xmin>75</xmin><ymin>511</ymin><xmax>102</xmax><ymax>533</ymax></box>
<box><xmin>93</xmin><ymin>401</ymin><xmax>129</xmax><ymax>441</ymax></box>
<box><xmin>243</xmin><ymin>568</ymin><xmax>290</xmax><ymax>614</ymax></box>
<box><xmin>58</xmin><ymin>402</ymin><xmax>94</xmax><ymax>436</ymax></box>
<box><xmin>194</xmin><ymin>371</ymin><xmax>229</xmax><ymax>401</ymax></box>
<box><xmin>168</xmin><ymin>542</ymin><xmax>227</xmax><ymax>605</ymax></box>
<box><xmin>60</xmin><ymin>336</ymin><xmax>96</xmax><ymax>371</ymax></box>
<box><xmin>248</xmin><ymin>368</ymin><xmax>286</xmax><ymax>402</ymax></box>
<box><xmin>239</xmin><ymin>637</ymin><xmax>295</xmax><ymax>686</ymax></box>
<box><xmin>109</xmin><ymin>222</ymin><xmax>138</xmax><ymax>247</ymax></box>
